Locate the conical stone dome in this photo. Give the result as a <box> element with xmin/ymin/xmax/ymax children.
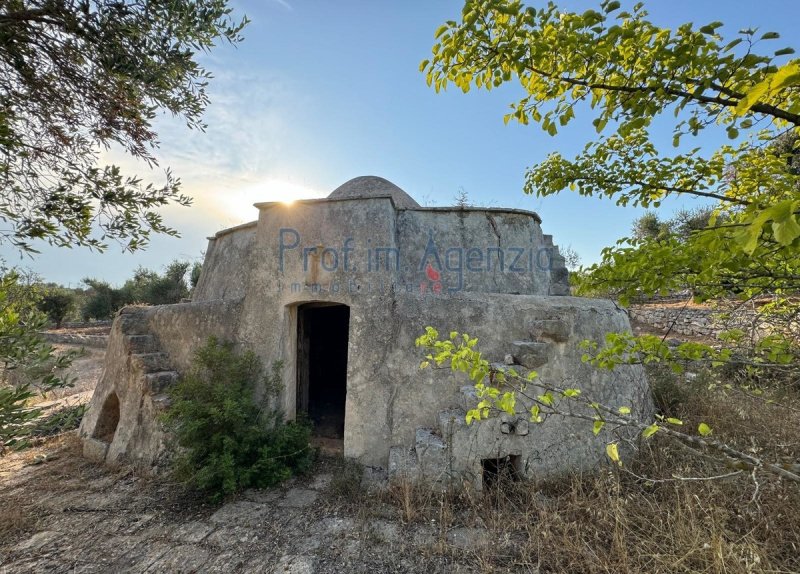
<box><xmin>328</xmin><ymin>176</ymin><xmax>420</xmax><ymax>209</ymax></box>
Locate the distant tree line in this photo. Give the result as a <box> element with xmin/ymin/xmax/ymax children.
<box><xmin>31</xmin><ymin>260</ymin><xmax>202</xmax><ymax>326</ymax></box>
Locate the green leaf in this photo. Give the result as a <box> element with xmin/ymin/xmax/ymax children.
<box><xmin>593</xmin><ymin>420</ymin><xmax>605</xmax><ymax>436</ymax></box>
<box><xmin>698</xmin><ymin>422</ymin><xmax>712</xmax><ymax>436</ymax></box>
<box><xmin>666</xmin><ymin>417</ymin><xmax>683</xmax><ymax>425</ymax></box>
<box><xmin>699</xmin><ymin>21</ymin><xmax>723</xmax><ymax>34</ymax></box>
<box><xmin>618</xmin><ymin>406</ymin><xmax>631</xmax><ymax>415</ymax></box>
<box><xmin>642</xmin><ymin>423</ymin><xmax>660</xmax><ymax>439</ymax></box>
<box><xmin>606</xmin><ymin>442</ymin><xmax>622</xmax><ymax>466</ymax></box>
<box><xmin>735</xmin><ymin>62</ymin><xmax>800</xmax><ymax>115</ymax></box>
<box><xmin>772</xmin><ymin>214</ymin><xmax>800</xmax><ymax>246</ymax></box>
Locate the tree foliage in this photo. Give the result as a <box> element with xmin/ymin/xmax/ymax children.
<box><xmin>417</xmin><ymin>327</ymin><xmax>800</xmax><ymax>483</ymax></box>
<box><xmin>0</xmin><ymin>0</ymin><xmax>246</xmax><ymax>252</ymax></box>
<box><xmin>36</xmin><ymin>287</ymin><xmax>75</xmax><ymax>328</ymax></box>
<box><xmin>82</xmin><ymin>259</ymin><xmax>191</xmax><ymax>319</ymax></box>
<box><xmin>162</xmin><ymin>338</ymin><xmax>313</xmax><ymax>501</ymax></box>
<box><xmin>0</xmin><ymin>270</ymin><xmax>72</xmax><ymax>452</ymax></box>
<box><xmin>422</xmin><ymin>1</ymin><xmax>800</xmax><ymax>482</ymax></box>
<box><xmin>423</xmin><ymin>0</ymin><xmax>800</xmax><ymax>304</ymax></box>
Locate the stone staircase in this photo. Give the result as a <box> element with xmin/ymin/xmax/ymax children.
<box><xmin>388</xmin><ymin>318</ymin><xmax>572</xmax><ymax>488</ymax></box>
<box><xmin>82</xmin><ymin>309</ymin><xmax>180</xmax><ymax>466</ymax></box>
<box><xmin>125</xmin><ymin>331</ymin><xmax>179</xmax><ymax>414</ymax></box>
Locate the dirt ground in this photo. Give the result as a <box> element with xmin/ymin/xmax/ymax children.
<box><xmin>0</xmin><ymin>434</ymin><xmax>501</xmax><ymax>574</ymax></box>
<box><xmin>3</xmin><ymin>338</ymin><xmax>490</xmax><ymax>573</ymax></box>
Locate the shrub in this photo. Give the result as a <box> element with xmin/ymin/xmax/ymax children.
<box><xmin>0</xmin><ymin>271</ymin><xmax>73</xmax><ymax>453</ymax></box>
<box><xmin>162</xmin><ymin>337</ymin><xmax>312</xmax><ymax>501</ymax></box>
<box><xmin>36</xmin><ymin>289</ymin><xmax>75</xmax><ymax>328</ymax></box>
<box><xmin>81</xmin><ymin>279</ymin><xmax>131</xmax><ymax>320</ymax></box>
<box><xmin>82</xmin><ymin>260</ymin><xmax>192</xmax><ymax>319</ymax></box>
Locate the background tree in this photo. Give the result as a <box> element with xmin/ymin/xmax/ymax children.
<box><xmin>82</xmin><ymin>259</ymin><xmax>192</xmax><ymax>319</ymax></box>
<box><xmin>0</xmin><ymin>0</ymin><xmax>246</xmax><ymax>451</ymax></box>
<box><xmin>36</xmin><ymin>287</ymin><xmax>75</xmax><ymax>328</ymax></box>
<box><xmin>0</xmin><ymin>0</ymin><xmax>246</xmax><ymax>253</ymax></box>
<box><xmin>423</xmin><ymin>0</ymin><xmax>800</xmax><ymax>481</ymax></box>
<box><xmin>423</xmin><ymin>0</ymin><xmax>799</xmax><ymax>304</ymax></box>
<box><xmin>0</xmin><ymin>269</ymin><xmax>73</xmax><ymax>452</ymax></box>
<box><xmin>189</xmin><ymin>261</ymin><xmax>203</xmax><ymax>292</ymax></box>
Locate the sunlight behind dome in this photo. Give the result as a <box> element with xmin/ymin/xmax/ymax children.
<box><xmin>222</xmin><ymin>179</ymin><xmax>325</xmax><ymax>223</ymax></box>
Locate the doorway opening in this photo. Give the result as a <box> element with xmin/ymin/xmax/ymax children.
<box><xmin>481</xmin><ymin>454</ymin><xmax>522</xmax><ymax>490</ymax></box>
<box><xmin>296</xmin><ymin>303</ymin><xmax>350</xmax><ymax>444</ymax></box>
<box><xmin>92</xmin><ymin>392</ymin><xmax>120</xmax><ymax>443</ymax></box>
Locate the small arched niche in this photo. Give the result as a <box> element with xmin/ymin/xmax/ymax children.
<box><xmin>92</xmin><ymin>392</ymin><xmax>120</xmax><ymax>443</ymax></box>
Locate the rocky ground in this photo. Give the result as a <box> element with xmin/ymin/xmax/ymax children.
<box><xmin>2</xmin><ymin>332</ymin><xmax>501</xmax><ymax>574</ymax></box>
<box><xmin>0</xmin><ymin>435</ymin><xmax>501</xmax><ymax>574</ymax></box>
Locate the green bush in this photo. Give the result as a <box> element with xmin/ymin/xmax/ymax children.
<box><xmin>36</xmin><ymin>289</ymin><xmax>75</xmax><ymax>328</ymax></box>
<box><xmin>162</xmin><ymin>338</ymin><xmax>312</xmax><ymax>501</ymax></box>
<box><xmin>82</xmin><ymin>260</ymin><xmax>191</xmax><ymax>319</ymax></box>
<box><xmin>1</xmin><ymin>270</ymin><xmax>73</xmax><ymax>453</ymax></box>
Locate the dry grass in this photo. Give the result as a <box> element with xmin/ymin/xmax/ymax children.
<box><xmin>382</xmin><ymin>366</ymin><xmax>800</xmax><ymax>574</ymax></box>
<box><xmin>0</xmin><ymin>498</ymin><xmax>38</xmax><ymax>542</ymax></box>
<box><xmin>0</xmin><ymin>434</ymin><xmax>87</xmax><ymax>543</ymax></box>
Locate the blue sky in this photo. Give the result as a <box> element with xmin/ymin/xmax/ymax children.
<box><xmin>5</xmin><ymin>0</ymin><xmax>800</xmax><ymax>286</ymax></box>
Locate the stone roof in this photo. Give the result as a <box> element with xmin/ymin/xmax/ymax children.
<box><xmin>328</xmin><ymin>176</ymin><xmax>420</xmax><ymax>209</ymax></box>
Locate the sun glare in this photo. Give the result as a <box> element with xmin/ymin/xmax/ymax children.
<box><xmin>223</xmin><ymin>178</ymin><xmax>324</xmax><ymax>223</ymax></box>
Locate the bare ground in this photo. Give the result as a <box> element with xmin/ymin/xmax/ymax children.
<box><xmin>0</xmin><ymin>435</ymin><xmax>497</xmax><ymax>574</ymax></box>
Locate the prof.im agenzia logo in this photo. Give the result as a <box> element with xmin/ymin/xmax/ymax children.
<box><xmin>278</xmin><ymin>228</ymin><xmax>557</xmax><ymax>295</ymax></box>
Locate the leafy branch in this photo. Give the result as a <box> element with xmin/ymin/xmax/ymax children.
<box><xmin>416</xmin><ymin>326</ymin><xmax>800</xmax><ymax>484</ymax></box>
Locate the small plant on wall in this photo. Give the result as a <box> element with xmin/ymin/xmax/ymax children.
<box><xmin>162</xmin><ymin>337</ymin><xmax>313</xmax><ymax>501</ymax></box>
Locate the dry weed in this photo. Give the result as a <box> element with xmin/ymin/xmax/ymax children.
<box><xmin>382</xmin><ymin>367</ymin><xmax>800</xmax><ymax>573</ymax></box>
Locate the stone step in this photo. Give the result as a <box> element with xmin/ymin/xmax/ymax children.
<box><xmin>125</xmin><ymin>334</ymin><xmax>157</xmax><ymax>353</ymax></box>
<box><xmin>145</xmin><ymin>371</ymin><xmax>179</xmax><ymax>394</ymax></box>
<box><xmin>510</xmin><ymin>340</ymin><xmax>551</xmax><ymax>369</ymax></box>
<box><xmin>132</xmin><ymin>352</ymin><xmax>170</xmax><ymax>374</ymax></box>
<box><xmin>530</xmin><ymin>319</ymin><xmax>570</xmax><ymax>343</ymax></box>
<box><xmin>388</xmin><ymin>445</ymin><xmax>418</xmax><ymax>477</ymax></box>
<box><xmin>414</xmin><ymin>428</ymin><xmax>449</xmax><ymax>478</ymax></box>
<box><xmin>438</xmin><ymin>409</ymin><xmax>466</xmax><ymax>436</ymax></box>
<box><xmin>415</xmin><ymin>427</ymin><xmax>446</xmax><ymax>450</ymax></box>
<box><xmin>117</xmin><ymin>308</ymin><xmax>149</xmax><ymax>335</ymax></box>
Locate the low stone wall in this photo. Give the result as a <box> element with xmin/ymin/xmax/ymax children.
<box><xmin>42</xmin><ymin>332</ymin><xmax>109</xmax><ymax>349</ymax></box>
<box><xmin>628</xmin><ymin>304</ymin><xmax>758</xmax><ymax>339</ymax></box>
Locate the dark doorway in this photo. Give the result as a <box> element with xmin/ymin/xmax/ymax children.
<box><xmin>296</xmin><ymin>303</ymin><xmax>350</xmax><ymax>440</ymax></box>
<box><xmin>92</xmin><ymin>392</ymin><xmax>120</xmax><ymax>443</ymax></box>
<box><xmin>481</xmin><ymin>455</ymin><xmax>522</xmax><ymax>490</ymax></box>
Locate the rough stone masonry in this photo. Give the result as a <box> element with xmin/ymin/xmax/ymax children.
<box><xmin>79</xmin><ymin>176</ymin><xmax>652</xmax><ymax>488</ymax></box>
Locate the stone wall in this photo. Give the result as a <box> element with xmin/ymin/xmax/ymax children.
<box><xmin>42</xmin><ymin>332</ymin><xmax>108</xmax><ymax>349</ymax></box>
<box><xmin>628</xmin><ymin>304</ymin><xmax>759</xmax><ymax>339</ymax></box>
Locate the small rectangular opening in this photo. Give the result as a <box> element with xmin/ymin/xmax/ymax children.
<box><xmin>296</xmin><ymin>303</ymin><xmax>349</xmax><ymax>442</ymax></box>
<box><xmin>481</xmin><ymin>455</ymin><xmax>522</xmax><ymax>489</ymax></box>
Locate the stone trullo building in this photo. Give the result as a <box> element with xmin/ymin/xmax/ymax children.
<box><xmin>79</xmin><ymin>176</ymin><xmax>651</xmax><ymax>488</ymax></box>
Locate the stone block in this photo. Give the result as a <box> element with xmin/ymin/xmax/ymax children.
<box><xmin>531</xmin><ymin>319</ymin><xmax>571</xmax><ymax>343</ymax></box>
<box><xmin>511</xmin><ymin>340</ymin><xmax>552</xmax><ymax>369</ymax></box>
<box><xmin>83</xmin><ymin>437</ymin><xmax>109</xmax><ymax>462</ymax></box>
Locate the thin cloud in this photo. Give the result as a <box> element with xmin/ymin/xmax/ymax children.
<box><xmin>270</xmin><ymin>0</ymin><xmax>292</xmax><ymax>11</ymax></box>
